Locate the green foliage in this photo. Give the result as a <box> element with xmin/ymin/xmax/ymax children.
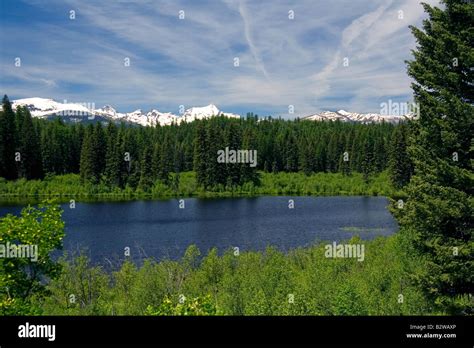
<box><xmin>145</xmin><ymin>295</ymin><xmax>219</xmax><ymax>316</ymax></box>
<box><xmin>388</xmin><ymin>123</ymin><xmax>413</xmax><ymax>189</ymax></box>
<box><xmin>17</xmin><ymin>107</ymin><xmax>43</xmax><ymax>180</ymax></box>
<box><xmin>401</xmin><ymin>0</ymin><xmax>473</xmax><ymax>314</ymax></box>
<box><xmin>0</xmin><ymin>99</ymin><xmax>403</xmax><ymax>192</ymax></box>
<box><xmin>39</xmin><ymin>253</ymin><xmax>109</xmax><ymax>315</ymax></box>
<box><xmin>0</xmin><ymin>203</ymin><xmax>65</xmax><ymax>314</ymax></box>
<box><xmin>0</xmin><ymin>95</ymin><xmax>18</xmax><ymax>180</ymax></box>
<box><xmin>0</xmin><ymin>171</ymin><xmax>398</xmax><ymax>202</ymax></box>
<box><xmin>37</xmin><ymin>236</ymin><xmax>442</xmax><ymax>316</ymax></box>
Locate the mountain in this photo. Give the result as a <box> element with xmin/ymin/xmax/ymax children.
<box><xmin>11</xmin><ymin>97</ymin><xmax>414</xmax><ymax>126</ymax></box>
<box><xmin>302</xmin><ymin>109</ymin><xmax>415</xmax><ymax>124</ymax></box>
<box><xmin>11</xmin><ymin>98</ymin><xmax>240</xmax><ymax>126</ymax></box>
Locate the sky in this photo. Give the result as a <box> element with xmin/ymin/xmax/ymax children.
<box><xmin>0</xmin><ymin>0</ymin><xmax>440</xmax><ymax>118</ymax></box>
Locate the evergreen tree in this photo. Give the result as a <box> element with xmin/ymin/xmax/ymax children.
<box><xmin>193</xmin><ymin>121</ymin><xmax>210</xmax><ymax>187</ymax></box>
<box><xmin>326</xmin><ymin>132</ymin><xmax>339</xmax><ymax>172</ymax></box>
<box><xmin>138</xmin><ymin>145</ymin><xmax>153</xmax><ymax>190</ymax></box>
<box><xmin>18</xmin><ymin>107</ymin><xmax>43</xmax><ymax>179</ymax></box>
<box><xmin>284</xmin><ymin>131</ymin><xmax>298</xmax><ymax>172</ymax></box>
<box><xmin>241</xmin><ymin>127</ymin><xmax>260</xmax><ymax>185</ymax></box>
<box><xmin>79</xmin><ymin>125</ymin><xmax>96</xmax><ymax>183</ymax></box>
<box><xmin>158</xmin><ymin>134</ymin><xmax>172</xmax><ymax>184</ymax></box>
<box><xmin>388</xmin><ymin>123</ymin><xmax>413</xmax><ymax>188</ymax></box>
<box><xmin>0</xmin><ymin>95</ymin><xmax>18</xmax><ymax>179</ymax></box>
<box><xmin>151</xmin><ymin>143</ymin><xmax>161</xmax><ymax>182</ymax></box>
<box><xmin>361</xmin><ymin>137</ymin><xmax>375</xmax><ymax>183</ymax></box>
<box><xmin>104</xmin><ymin>123</ymin><xmax>122</xmax><ymax>187</ymax></box>
<box><xmin>91</xmin><ymin>123</ymin><xmax>106</xmax><ymax>179</ymax></box>
<box><xmin>399</xmin><ymin>0</ymin><xmax>473</xmax><ymax>313</ymax></box>
<box><xmin>206</xmin><ymin>121</ymin><xmax>225</xmax><ymax>186</ymax></box>
<box><xmin>224</xmin><ymin>121</ymin><xmax>242</xmax><ymax>186</ymax></box>
<box><xmin>14</xmin><ymin>105</ymin><xmax>25</xmax><ymax>142</ymax></box>
<box><xmin>300</xmin><ymin>139</ymin><xmax>315</xmax><ymax>176</ymax></box>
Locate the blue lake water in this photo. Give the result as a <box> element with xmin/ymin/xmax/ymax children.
<box><xmin>0</xmin><ymin>196</ymin><xmax>398</xmax><ymax>264</ymax></box>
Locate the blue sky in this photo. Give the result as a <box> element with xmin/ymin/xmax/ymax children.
<box><xmin>0</xmin><ymin>0</ymin><xmax>439</xmax><ymax>117</ymax></box>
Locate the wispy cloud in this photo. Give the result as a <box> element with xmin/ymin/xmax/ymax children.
<box><xmin>0</xmin><ymin>0</ymin><xmax>441</xmax><ymax>117</ymax></box>
<box><xmin>237</xmin><ymin>0</ymin><xmax>270</xmax><ymax>79</ymax></box>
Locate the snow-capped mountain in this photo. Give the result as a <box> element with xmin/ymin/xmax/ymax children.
<box><xmin>11</xmin><ymin>97</ymin><xmax>414</xmax><ymax>126</ymax></box>
<box><xmin>11</xmin><ymin>98</ymin><xmax>94</xmax><ymax>118</ymax></box>
<box><xmin>12</xmin><ymin>98</ymin><xmax>240</xmax><ymax>126</ymax></box>
<box><xmin>181</xmin><ymin>104</ymin><xmax>240</xmax><ymax>123</ymax></box>
<box><xmin>303</xmin><ymin>110</ymin><xmax>415</xmax><ymax>124</ymax></box>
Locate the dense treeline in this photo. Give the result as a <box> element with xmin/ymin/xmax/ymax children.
<box><xmin>0</xmin><ymin>95</ymin><xmax>412</xmax><ymax>191</ymax></box>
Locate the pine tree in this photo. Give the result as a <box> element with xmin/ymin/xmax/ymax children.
<box><xmin>151</xmin><ymin>143</ymin><xmax>161</xmax><ymax>182</ymax></box>
<box><xmin>158</xmin><ymin>134</ymin><xmax>172</xmax><ymax>184</ymax></box>
<box><xmin>326</xmin><ymin>132</ymin><xmax>338</xmax><ymax>172</ymax></box>
<box><xmin>241</xmin><ymin>127</ymin><xmax>260</xmax><ymax>185</ymax></box>
<box><xmin>0</xmin><ymin>95</ymin><xmax>18</xmax><ymax>179</ymax></box>
<box><xmin>14</xmin><ymin>105</ymin><xmax>25</xmax><ymax>141</ymax></box>
<box><xmin>300</xmin><ymin>139</ymin><xmax>315</xmax><ymax>176</ymax></box>
<box><xmin>361</xmin><ymin>137</ymin><xmax>374</xmax><ymax>183</ymax></box>
<box><xmin>399</xmin><ymin>0</ymin><xmax>473</xmax><ymax>313</ymax></box>
<box><xmin>194</xmin><ymin>122</ymin><xmax>209</xmax><ymax>187</ymax></box>
<box><xmin>91</xmin><ymin>123</ymin><xmax>106</xmax><ymax>179</ymax></box>
<box><xmin>224</xmin><ymin>121</ymin><xmax>242</xmax><ymax>186</ymax></box>
<box><xmin>79</xmin><ymin>125</ymin><xmax>96</xmax><ymax>183</ymax></box>
<box><xmin>206</xmin><ymin>121</ymin><xmax>225</xmax><ymax>186</ymax></box>
<box><xmin>388</xmin><ymin>124</ymin><xmax>413</xmax><ymax>188</ymax></box>
<box><xmin>18</xmin><ymin>107</ymin><xmax>43</xmax><ymax>179</ymax></box>
<box><xmin>104</xmin><ymin>122</ymin><xmax>122</xmax><ymax>187</ymax></box>
<box><xmin>138</xmin><ymin>145</ymin><xmax>153</xmax><ymax>190</ymax></box>
<box><xmin>285</xmin><ymin>131</ymin><xmax>298</xmax><ymax>172</ymax></box>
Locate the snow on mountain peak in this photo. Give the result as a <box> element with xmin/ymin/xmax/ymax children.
<box><xmin>11</xmin><ymin>97</ymin><xmax>240</xmax><ymax>126</ymax></box>
<box><xmin>304</xmin><ymin>110</ymin><xmax>414</xmax><ymax>124</ymax></box>
<box><xmin>11</xmin><ymin>97</ymin><xmax>413</xmax><ymax>126</ymax></box>
<box><xmin>183</xmin><ymin>104</ymin><xmax>220</xmax><ymax>118</ymax></box>
<box><xmin>99</xmin><ymin>105</ymin><xmax>116</xmax><ymax>114</ymax></box>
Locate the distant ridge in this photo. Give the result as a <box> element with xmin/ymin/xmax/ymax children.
<box><xmin>12</xmin><ymin>97</ymin><xmax>414</xmax><ymax>126</ymax></box>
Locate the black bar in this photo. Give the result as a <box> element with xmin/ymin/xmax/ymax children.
<box><xmin>0</xmin><ymin>316</ymin><xmax>472</xmax><ymax>346</ymax></box>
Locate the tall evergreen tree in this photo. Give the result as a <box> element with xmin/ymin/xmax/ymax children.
<box><xmin>284</xmin><ymin>131</ymin><xmax>299</xmax><ymax>172</ymax></box>
<box><xmin>151</xmin><ymin>142</ymin><xmax>161</xmax><ymax>182</ymax></box>
<box><xmin>206</xmin><ymin>121</ymin><xmax>225</xmax><ymax>186</ymax></box>
<box><xmin>138</xmin><ymin>145</ymin><xmax>153</xmax><ymax>190</ymax></box>
<box><xmin>399</xmin><ymin>0</ymin><xmax>473</xmax><ymax>313</ymax></box>
<box><xmin>224</xmin><ymin>121</ymin><xmax>242</xmax><ymax>186</ymax></box>
<box><xmin>91</xmin><ymin>123</ymin><xmax>106</xmax><ymax>179</ymax></box>
<box><xmin>361</xmin><ymin>137</ymin><xmax>375</xmax><ymax>183</ymax></box>
<box><xmin>18</xmin><ymin>107</ymin><xmax>43</xmax><ymax>179</ymax></box>
<box><xmin>194</xmin><ymin>121</ymin><xmax>209</xmax><ymax>187</ymax></box>
<box><xmin>79</xmin><ymin>125</ymin><xmax>96</xmax><ymax>183</ymax></box>
<box><xmin>241</xmin><ymin>127</ymin><xmax>260</xmax><ymax>185</ymax></box>
<box><xmin>0</xmin><ymin>95</ymin><xmax>18</xmax><ymax>179</ymax></box>
<box><xmin>388</xmin><ymin>123</ymin><xmax>413</xmax><ymax>188</ymax></box>
<box><xmin>158</xmin><ymin>134</ymin><xmax>172</xmax><ymax>184</ymax></box>
<box><xmin>104</xmin><ymin>122</ymin><xmax>122</xmax><ymax>187</ymax></box>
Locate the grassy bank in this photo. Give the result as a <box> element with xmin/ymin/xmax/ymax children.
<box><xmin>0</xmin><ymin>171</ymin><xmax>404</xmax><ymax>203</ymax></box>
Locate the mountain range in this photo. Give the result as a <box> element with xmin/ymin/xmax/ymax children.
<box><xmin>11</xmin><ymin>97</ymin><xmax>414</xmax><ymax>126</ymax></box>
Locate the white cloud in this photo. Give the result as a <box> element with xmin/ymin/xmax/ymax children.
<box><xmin>1</xmin><ymin>0</ymin><xmax>441</xmax><ymax>116</ymax></box>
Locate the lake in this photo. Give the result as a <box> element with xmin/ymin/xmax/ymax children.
<box><xmin>0</xmin><ymin>196</ymin><xmax>398</xmax><ymax>264</ymax></box>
